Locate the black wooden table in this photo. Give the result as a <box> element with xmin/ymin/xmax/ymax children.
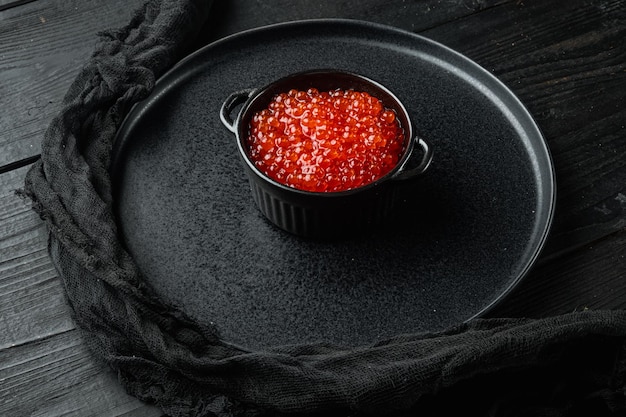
<box><xmin>1</xmin><ymin>0</ymin><xmax>624</xmax><ymax>415</ymax></box>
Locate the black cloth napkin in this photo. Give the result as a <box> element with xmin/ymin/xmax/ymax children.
<box><xmin>21</xmin><ymin>0</ymin><xmax>626</xmax><ymax>416</ymax></box>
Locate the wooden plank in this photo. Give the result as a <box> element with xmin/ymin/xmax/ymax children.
<box><xmin>488</xmin><ymin>228</ymin><xmax>626</xmax><ymax>318</ymax></box>
<box><xmin>0</xmin><ymin>154</ymin><xmax>41</xmax><ymax>175</ymax></box>
<box><xmin>0</xmin><ymin>0</ymin><xmax>513</xmax><ymax>168</ymax></box>
<box><xmin>0</xmin><ymin>170</ymin><xmax>160</xmax><ymax>416</ymax></box>
<box><xmin>543</xmin><ymin>189</ymin><xmax>626</xmax><ymax>258</ymax></box>
<box><xmin>0</xmin><ymin>0</ymin><xmax>147</xmax><ymax>168</ymax></box>
<box><xmin>0</xmin><ymin>328</ymin><xmax>161</xmax><ymax>416</ymax></box>
<box><xmin>0</xmin><ymin>167</ymin><xmax>70</xmax><ymax>350</ymax></box>
<box><xmin>201</xmin><ymin>0</ymin><xmax>512</xmax><ymax>41</ymax></box>
<box><xmin>0</xmin><ymin>0</ymin><xmax>37</xmax><ymax>13</ymax></box>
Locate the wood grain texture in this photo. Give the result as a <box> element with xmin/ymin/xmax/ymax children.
<box><xmin>488</xmin><ymin>228</ymin><xmax>626</xmax><ymax>318</ymax></box>
<box><xmin>0</xmin><ymin>329</ymin><xmax>161</xmax><ymax>416</ymax></box>
<box><xmin>0</xmin><ymin>167</ymin><xmax>67</xmax><ymax>349</ymax></box>
<box><xmin>0</xmin><ymin>0</ymin><xmax>146</xmax><ymax>168</ymax></box>
<box><xmin>0</xmin><ymin>167</ymin><xmax>160</xmax><ymax>417</ymax></box>
<box><xmin>201</xmin><ymin>0</ymin><xmax>511</xmax><ymax>40</ymax></box>
<box><xmin>0</xmin><ymin>0</ymin><xmax>37</xmax><ymax>13</ymax></box>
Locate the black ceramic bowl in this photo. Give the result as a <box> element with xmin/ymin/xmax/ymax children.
<box><xmin>220</xmin><ymin>69</ymin><xmax>433</xmax><ymax>239</ymax></box>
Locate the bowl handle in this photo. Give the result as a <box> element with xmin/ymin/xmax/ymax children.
<box><xmin>392</xmin><ymin>135</ymin><xmax>433</xmax><ymax>181</ymax></box>
<box><xmin>220</xmin><ymin>89</ymin><xmax>255</xmax><ymax>133</ymax></box>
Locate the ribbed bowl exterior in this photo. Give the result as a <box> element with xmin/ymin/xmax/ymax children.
<box><xmin>247</xmin><ymin>172</ymin><xmax>397</xmax><ymax>239</ymax></box>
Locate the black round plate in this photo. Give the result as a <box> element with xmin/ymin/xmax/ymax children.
<box><xmin>112</xmin><ymin>19</ymin><xmax>555</xmax><ymax>349</ymax></box>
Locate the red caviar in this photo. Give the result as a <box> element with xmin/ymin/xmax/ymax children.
<box><xmin>247</xmin><ymin>88</ymin><xmax>405</xmax><ymax>192</ymax></box>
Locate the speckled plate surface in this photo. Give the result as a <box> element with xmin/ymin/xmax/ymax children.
<box><xmin>111</xmin><ymin>19</ymin><xmax>555</xmax><ymax>349</ymax></box>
